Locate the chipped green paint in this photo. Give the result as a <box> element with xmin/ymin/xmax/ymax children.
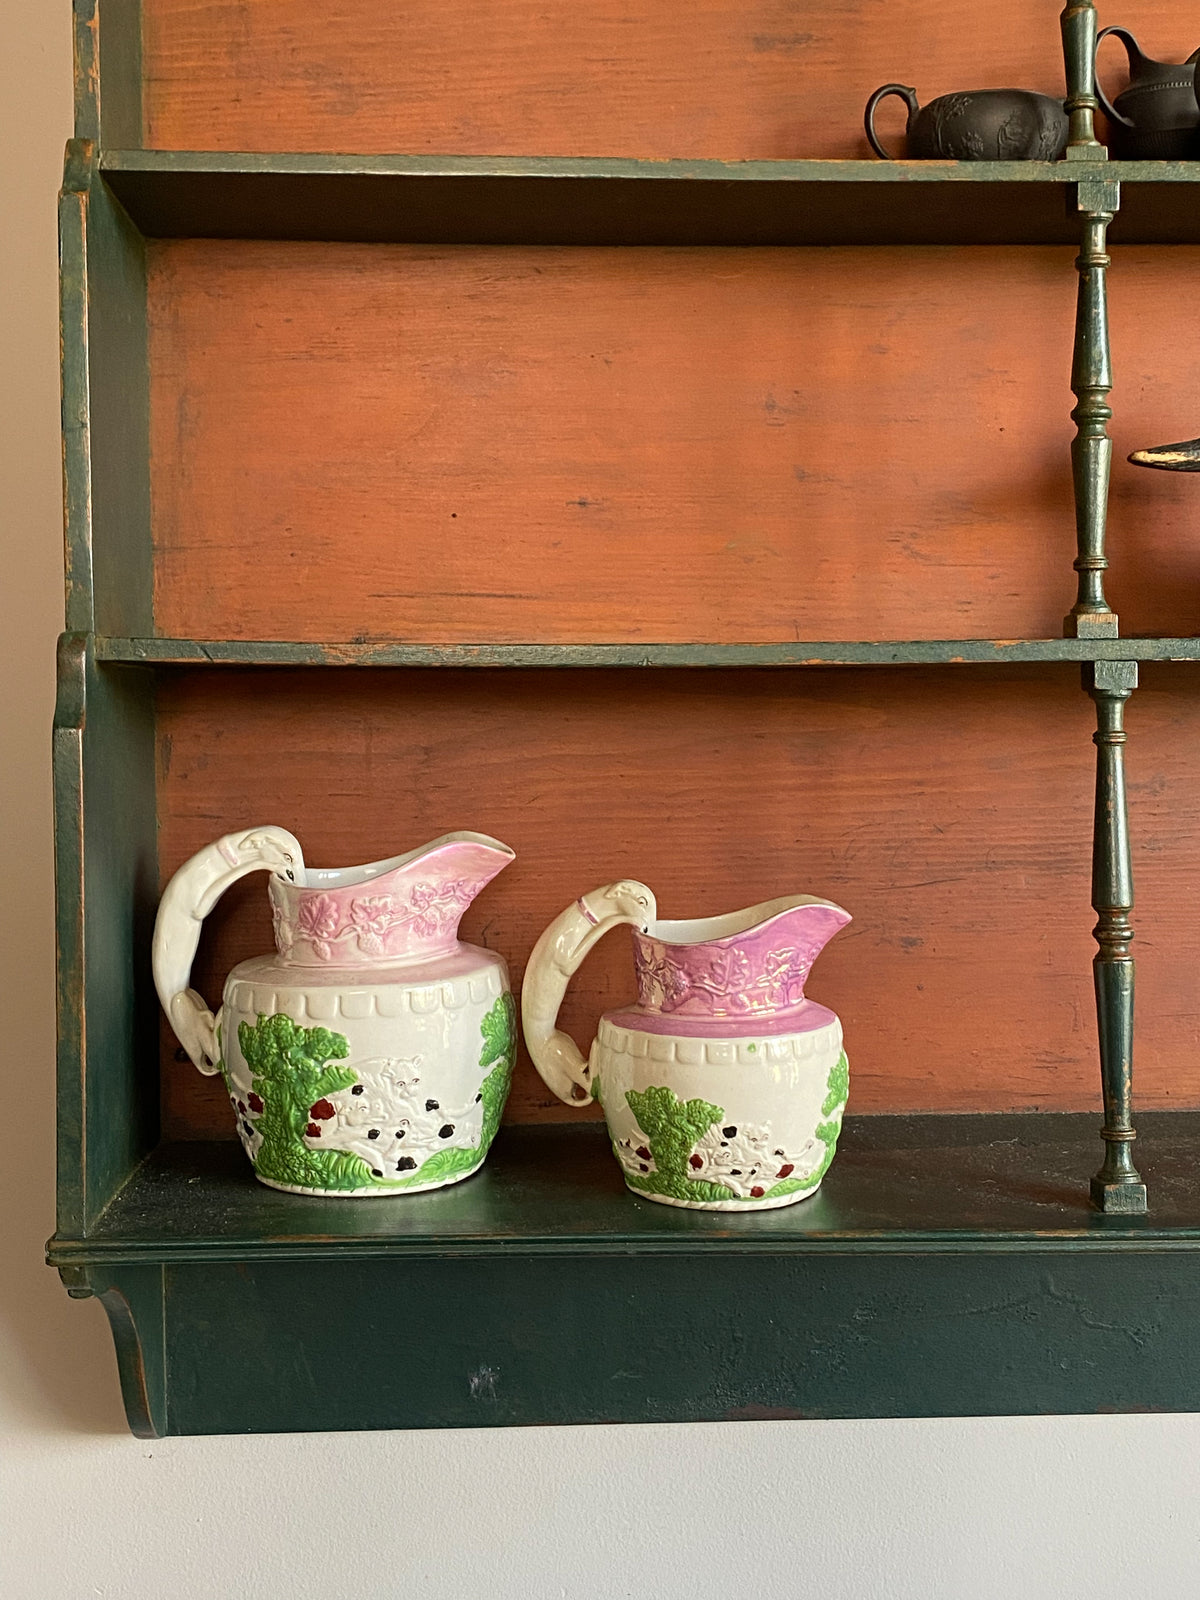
<box><xmin>94</xmin><ymin>635</ymin><xmax>1200</xmax><ymax>668</ymax></box>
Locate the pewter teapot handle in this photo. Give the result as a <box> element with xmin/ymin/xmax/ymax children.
<box><xmin>521</xmin><ymin>881</ymin><xmax>657</xmax><ymax>1106</ymax></box>
<box><xmin>152</xmin><ymin>827</ymin><xmax>303</xmax><ymax>1074</ymax></box>
<box><xmin>1094</xmin><ymin>27</ymin><xmax>1144</xmax><ymax>130</ymax></box>
<box><xmin>864</xmin><ymin>83</ymin><xmax>920</xmax><ymax>159</ymax></box>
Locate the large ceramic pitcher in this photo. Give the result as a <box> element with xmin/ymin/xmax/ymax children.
<box><xmin>153</xmin><ymin>829</ymin><xmax>516</xmax><ymax>1196</ymax></box>
<box><xmin>522</xmin><ymin>883</ymin><xmax>851</xmax><ymax>1211</ymax></box>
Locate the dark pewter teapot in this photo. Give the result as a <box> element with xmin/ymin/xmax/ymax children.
<box><xmin>865</xmin><ymin>85</ymin><xmax>1068</xmax><ymax>161</ymax></box>
<box><xmin>1095</xmin><ymin>27</ymin><xmax>1200</xmax><ymax>159</ymax></box>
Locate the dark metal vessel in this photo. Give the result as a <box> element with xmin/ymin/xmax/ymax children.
<box><xmin>864</xmin><ymin>85</ymin><xmax>1069</xmax><ymax>161</ymax></box>
<box><xmin>1129</xmin><ymin>438</ymin><xmax>1200</xmax><ymax>471</ymax></box>
<box><xmin>1095</xmin><ymin>27</ymin><xmax>1200</xmax><ymax>159</ymax></box>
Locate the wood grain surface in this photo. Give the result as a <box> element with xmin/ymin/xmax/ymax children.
<box><xmin>147</xmin><ymin>239</ymin><xmax>1200</xmax><ymax>645</ymax></box>
<box><xmin>154</xmin><ymin>663</ymin><xmax>1200</xmax><ymax>1138</ymax></box>
<box><xmin>139</xmin><ymin>0</ymin><xmax>1193</xmax><ymax>158</ymax></box>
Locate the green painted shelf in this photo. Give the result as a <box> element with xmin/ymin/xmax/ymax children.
<box><xmin>101</xmin><ymin>151</ymin><xmax>1200</xmax><ymax>246</ymax></box>
<box><xmin>55</xmin><ymin>0</ymin><xmax>1200</xmax><ymax>1438</ymax></box>
<box><xmin>47</xmin><ymin>1116</ymin><xmax>1200</xmax><ymax>1435</ymax></box>
<box><xmin>49</xmin><ymin>1115</ymin><xmax>1200</xmax><ymax>1262</ymax></box>
<box><xmin>94</xmin><ymin>637</ymin><xmax>1200</xmax><ymax>668</ymax></box>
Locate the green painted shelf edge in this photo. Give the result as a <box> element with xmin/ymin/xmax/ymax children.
<box><xmin>93</xmin><ymin>636</ymin><xmax>1200</xmax><ymax>668</ymax></box>
<box><xmin>47</xmin><ymin>1117</ymin><xmax>1200</xmax><ymax>1435</ymax></box>
<box><xmin>98</xmin><ymin>151</ymin><xmax>1200</xmax><ymax>245</ymax></box>
<box><xmin>48</xmin><ymin>1115</ymin><xmax>1200</xmax><ymax>1266</ymax></box>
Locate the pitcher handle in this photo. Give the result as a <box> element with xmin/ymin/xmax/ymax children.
<box><xmin>521</xmin><ymin>881</ymin><xmax>657</xmax><ymax>1106</ymax></box>
<box><xmin>1094</xmin><ymin>26</ymin><xmax>1142</xmax><ymax>130</ymax></box>
<box><xmin>152</xmin><ymin>826</ymin><xmax>303</xmax><ymax>1075</ymax></box>
<box><xmin>864</xmin><ymin>84</ymin><xmax>919</xmax><ymax>160</ymax></box>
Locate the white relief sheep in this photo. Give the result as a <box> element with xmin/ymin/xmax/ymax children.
<box><xmin>302</xmin><ymin>1057</ymin><xmax>484</xmax><ymax>1179</ymax></box>
<box><xmin>615</xmin><ymin>1134</ymin><xmax>658</xmax><ymax>1178</ymax></box>
<box><xmin>226</xmin><ymin>1086</ymin><xmax>265</xmax><ymax>1161</ymax></box>
<box><xmin>686</xmin><ymin>1120</ymin><xmax>819</xmax><ymax>1198</ymax></box>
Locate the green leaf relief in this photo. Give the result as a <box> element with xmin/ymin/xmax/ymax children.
<box><xmin>477</xmin><ymin>991</ymin><xmax>516</xmax><ymax>1153</ymax></box>
<box><xmin>621</xmin><ymin>1086</ymin><xmax>735</xmax><ymax>1204</ymax></box>
<box><xmin>238</xmin><ymin>1012</ymin><xmax>373</xmax><ymax>1191</ymax></box>
<box><xmin>590</xmin><ymin>1073</ymin><xmax>603</xmax><ymax>1108</ymax></box>
<box><xmin>822</xmin><ymin>1050</ymin><xmax>849</xmax><ymax>1117</ymax></box>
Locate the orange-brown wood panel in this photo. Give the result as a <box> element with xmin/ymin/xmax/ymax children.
<box><xmin>147</xmin><ymin>240</ymin><xmax>1200</xmax><ymax>645</ymax></box>
<box><xmin>139</xmin><ymin>0</ymin><xmax>1193</xmax><ymax>158</ymax></box>
<box><xmin>155</xmin><ymin>663</ymin><xmax>1200</xmax><ymax>1139</ymax></box>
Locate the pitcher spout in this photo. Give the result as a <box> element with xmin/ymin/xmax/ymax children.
<box><xmin>751</xmin><ymin>895</ymin><xmax>853</xmax><ymax>963</ymax></box>
<box><xmin>631</xmin><ymin>894</ymin><xmax>850</xmax><ymax>1025</ymax></box>
<box><xmin>269</xmin><ymin>831</ymin><xmax>515</xmax><ymax>966</ymax></box>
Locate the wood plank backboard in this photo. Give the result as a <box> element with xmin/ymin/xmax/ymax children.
<box><xmin>139</xmin><ymin>0</ymin><xmax>1193</xmax><ymax>159</ymax></box>
<box><xmin>147</xmin><ymin>240</ymin><xmax>1200</xmax><ymax>644</ymax></box>
<box><xmin>155</xmin><ymin>663</ymin><xmax>1200</xmax><ymax>1137</ymax></box>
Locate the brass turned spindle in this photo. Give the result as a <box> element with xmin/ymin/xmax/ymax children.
<box><xmin>1062</xmin><ymin>0</ymin><xmax>1143</xmax><ymax>1209</ymax></box>
<box><xmin>1060</xmin><ymin>0</ymin><xmax>1106</xmax><ymax>158</ymax></box>
<box><xmin>1086</xmin><ymin>662</ymin><xmax>1146</xmax><ymax>1213</ymax></box>
<box><xmin>1064</xmin><ymin>186</ymin><xmax>1120</xmax><ymax>638</ymax></box>
<box><xmin>1061</xmin><ymin>1</ymin><xmax>1119</xmax><ymax>637</ymax></box>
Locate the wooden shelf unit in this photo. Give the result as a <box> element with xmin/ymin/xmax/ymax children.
<box><xmin>52</xmin><ymin>0</ymin><xmax>1200</xmax><ymax>1433</ymax></box>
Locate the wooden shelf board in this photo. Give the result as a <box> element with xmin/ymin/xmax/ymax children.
<box><xmin>94</xmin><ymin>636</ymin><xmax>1200</xmax><ymax>667</ymax></box>
<box><xmin>48</xmin><ymin>1114</ymin><xmax>1200</xmax><ymax>1267</ymax></box>
<box><xmin>99</xmin><ymin>153</ymin><xmax>1200</xmax><ymax>245</ymax></box>
<box><xmin>51</xmin><ymin>1115</ymin><xmax>1200</xmax><ymax>1432</ymax></box>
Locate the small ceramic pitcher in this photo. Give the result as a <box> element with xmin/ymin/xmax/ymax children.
<box><xmin>522</xmin><ymin>883</ymin><xmax>851</xmax><ymax>1211</ymax></box>
<box><xmin>153</xmin><ymin>829</ymin><xmax>516</xmax><ymax>1196</ymax></box>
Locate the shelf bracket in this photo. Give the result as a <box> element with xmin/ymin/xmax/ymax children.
<box><xmin>1084</xmin><ymin>660</ymin><xmax>1146</xmax><ymax>1213</ymax></box>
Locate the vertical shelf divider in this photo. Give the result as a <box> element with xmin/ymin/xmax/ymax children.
<box><xmin>1085</xmin><ymin>661</ymin><xmax>1146</xmax><ymax>1213</ymax></box>
<box><xmin>1063</xmin><ymin>174</ymin><xmax>1121</xmax><ymax>641</ymax></box>
<box><xmin>1060</xmin><ymin>0</ymin><xmax>1144</xmax><ymax>1211</ymax></box>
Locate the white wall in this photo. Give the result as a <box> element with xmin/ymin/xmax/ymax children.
<box><xmin>2</xmin><ymin>6</ymin><xmax>1198</xmax><ymax>1595</ymax></box>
